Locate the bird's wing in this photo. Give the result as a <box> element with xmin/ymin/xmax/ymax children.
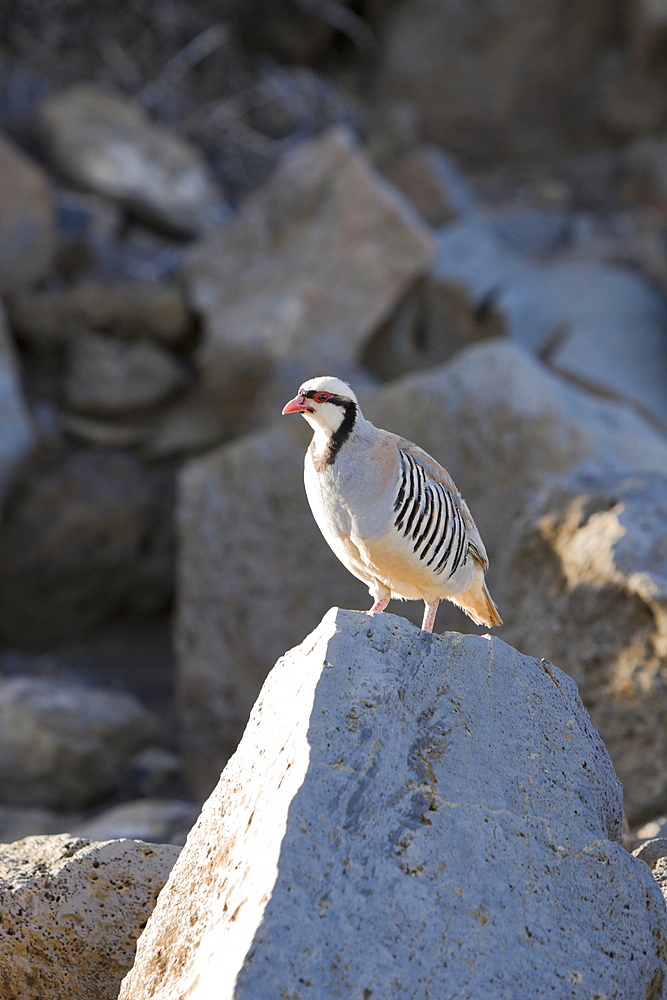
<box><xmin>392</xmin><ymin>434</ymin><xmax>490</xmax><ymax>571</ymax></box>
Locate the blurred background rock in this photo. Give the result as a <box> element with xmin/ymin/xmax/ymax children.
<box><xmin>0</xmin><ymin>0</ymin><xmax>666</xmax><ymax>851</ymax></box>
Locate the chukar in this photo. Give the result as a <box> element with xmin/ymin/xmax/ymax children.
<box><xmin>282</xmin><ymin>376</ymin><xmax>502</xmax><ymax>632</ymax></box>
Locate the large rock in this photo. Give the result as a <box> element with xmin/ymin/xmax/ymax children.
<box><xmin>185</xmin><ymin>127</ymin><xmax>435</xmax><ymax>429</ymax></box>
<box><xmin>0</xmin><ymin>303</ymin><xmax>35</xmax><ymax>510</ymax></box>
<box><xmin>37</xmin><ymin>85</ymin><xmax>221</xmax><ymax>236</ymax></box>
<box><xmin>0</xmin><ymin>833</ymin><xmax>179</xmax><ymax>1000</ymax></box>
<box><xmin>121</xmin><ymin>610</ymin><xmax>667</xmax><ymax>1000</ymax></box>
<box><xmin>373</xmin><ymin>0</ymin><xmax>619</xmax><ymax>159</ymax></box>
<box><xmin>65</xmin><ymin>331</ymin><xmax>190</xmax><ymax>415</ymax></box>
<box><xmin>0</xmin><ymin>131</ymin><xmax>55</xmax><ymax>292</ymax></box>
<box><xmin>10</xmin><ymin>279</ymin><xmax>192</xmax><ymax>345</ymax></box>
<box><xmin>433</xmin><ymin>220</ymin><xmax>667</xmax><ymax>428</ymax></box>
<box><xmin>0</xmin><ymin>676</ymin><xmax>158</xmax><ymax>809</ymax></box>
<box><xmin>499</xmin><ymin>465</ymin><xmax>667</xmax><ymax>823</ymax></box>
<box><xmin>0</xmin><ymin>449</ymin><xmax>173</xmax><ymax>645</ymax></box>
<box><xmin>176</xmin><ymin>341</ymin><xmax>667</xmax><ymax>796</ymax></box>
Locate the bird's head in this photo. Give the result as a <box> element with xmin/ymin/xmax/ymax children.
<box><xmin>282</xmin><ymin>376</ymin><xmax>358</xmax><ymax>435</ymax></box>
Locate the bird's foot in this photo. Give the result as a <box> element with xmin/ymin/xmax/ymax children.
<box><xmin>421</xmin><ymin>600</ymin><xmax>440</xmax><ymax>632</ymax></box>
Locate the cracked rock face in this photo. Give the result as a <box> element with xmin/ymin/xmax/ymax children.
<box><xmin>121</xmin><ymin>609</ymin><xmax>667</xmax><ymax>1000</ymax></box>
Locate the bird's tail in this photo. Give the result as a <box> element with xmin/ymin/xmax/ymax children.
<box><xmin>455</xmin><ymin>580</ymin><xmax>503</xmax><ymax>628</ymax></box>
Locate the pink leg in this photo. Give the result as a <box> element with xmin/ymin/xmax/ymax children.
<box><xmin>369</xmin><ymin>595</ymin><xmax>390</xmax><ymax>615</ymax></box>
<box><xmin>421</xmin><ymin>600</ymin><xmax>440</xmax><ymax>632</ymax></box>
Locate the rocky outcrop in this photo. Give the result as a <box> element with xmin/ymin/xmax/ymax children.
<box><xmin>432</xmin><ymin>220</ymin><xmax>667</xmax><ymax>428</ymax></box>
<box><xmin>0</xmin><ymin>833</ymin><xmax>179</xmax><ymax>1000</ymax></box>
<box><xmin>175</xmin><ymin>340</ymin><xmax>667</xmax><ymax>797</ymax></box>
<box><xmin>37</xmin><ymin>85</ymin><xmax>222</xmax><ymax>236</ymax></box>
<box><xmin>121</xmin><ymin>610</ymin><xmax>667</xmax><ymax>1000</ymax></box>
<box><xmin>10</xmin><ymin>279</ymin><xmax>191</xmax><ymax>345</ymax></box>
<box><xmin>0</xmin><ymin>676</ymin><xmax>159</xmax><ymax>809</ymax></box>
<box><xmin>499</xmin><ymin>465</ymin><xmax>667</xmax><ymax>823</ymax></box>
<box><xmin>64</xmin><ymin>331</ymin><xmax>190</xmax><ymax>415</ymax></box>
<box><xmin>185</xmin><ymin>126</ymin><xmax>435</xmax><ymax>432</ymax></box>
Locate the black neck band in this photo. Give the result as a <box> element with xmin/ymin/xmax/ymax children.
<box><xmin>325</xmin><ymin>401</ymin><xmax>356</xmax><ymax>465</ymax></box>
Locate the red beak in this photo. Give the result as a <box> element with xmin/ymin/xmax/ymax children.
<box><xmin>282</xmin><ymin>394</ymin><xmax>313</xmax><ymax>415</ymax></box>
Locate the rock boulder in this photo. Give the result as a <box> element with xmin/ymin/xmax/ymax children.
<box><xmin>0</xmin><ymin>833</ymin><xmax>179</xmax><ymax>1000</ymax></box>
<box><xmin>122</xmin><ymin>610</ymin><xmax>667</xmax><ymax>999</ymax></box>
<box><xmin>176</xmin><ymin>341</ymin><xmax>667</xmax><ymax>796</ymax></box>
<box><xmin>37</xmin><ymin>85</ymin><xmax>221</xmax><ymax>236</ymax></box>
<box><xmin>185</xmin><ymin>126</ymin><xmax>435</xmax><ymax>430</ymax></box>
<box><xmin>499</xmin><ymin>465</ymin><xmax>667</xmax><ymax>823</ymax></box>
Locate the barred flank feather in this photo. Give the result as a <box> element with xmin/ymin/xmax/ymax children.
<box><xmin>394</xmin><ymin>452</ymin><xmax>467</xmax><ymax>580</ymax></box>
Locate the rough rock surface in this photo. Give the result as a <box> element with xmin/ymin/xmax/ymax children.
<box><xmin>499</xmin><ymin>465</ymin><xmax>667</xmax><ymax>823</ymax></box>
<box><xmin>0</xmin><ymin>448</ymin><xmax>173</xmax><ymax>644</ymax></box>
<box><xmin>65</xmin><ymin>331</ymin><xmax>190</xmax><ymax>415</ymax></box>
<box><xmin>10</xmin><ymin>279</ymin><xmax>191</xmax><ymax>345</ymax></box>
<box><xmin>0</xmin><ymin>303</ymin><xmax>35</xmax><ymax>509</ymax></box>
<box><xmin>0</xmin><ymin>131</ymin><xmax>55</xmax><ymax>292</ymax></box>
<box><xmin>185</xmin><ymin>126</ymin><xmax>435</xmax><ymax>422</ymax></box>
<box><xmin>37</xmin><ymin>84</ymin><xmax>221</xmax><ymax>236</ymax></box>
<box><xmin>0</xmin><ymin>833</ymin><xmax>179</xmax><ymax>1000</ymax></box>
<box><xmin>0</xmin><ymin>676</ymin><xmax>158</xmax><ymax>809</ymax></box>
<box><xmin>121</xmin><ymin>610</ymin><xmax>667</xmax><ymax>1000</ymax></box>
<box><xmin>176</xmin><ymin>340</ymin><xmax>667</xmax><ymax>796</ymax></box>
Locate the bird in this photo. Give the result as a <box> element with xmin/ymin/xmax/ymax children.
<box><xmin>282</xmin><ymin>375</ymin><xmax>502</xmax><ymax>633</ymax></box>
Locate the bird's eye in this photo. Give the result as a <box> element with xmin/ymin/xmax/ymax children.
<box><xmin>314</xmin><ymin>391</ymin><xmax>332</xmax><ymax>403</ymax></box>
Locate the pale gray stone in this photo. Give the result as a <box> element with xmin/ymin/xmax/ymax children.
<box><xmin>498</xmin><ymin>465</ymin><xmax>667</xmax><ymax>823</ymax></box>
<box><xmin>543</xmin><ymin>262</ymin><xmax>667</xmax><ymax>429</ymax></box>
<box><xmin>37</xmin><ymin>84</ymin><xmax>221</xmax><ymax>236</ymax></box>
<box><xmin>121</xmin><ymin>610</ymin><xmax>667</xmax><ymax>1000</ymax></box>
<box><xmin>185</xmin><ymin>126</ymin><xmax>435</xmax><ymax>421</ymax></box>
<box><xmin>0</xmin><ymin>833</ymin><xmax>178</xmax><ymax>1000</ymax></box>
<box><xmin>176</xmin><ymin>340</ymin><xmax>667</xmax><ymax>797</ymax></box>
<box><xmin>72</xmin><ymin>799</ymin><xmax>198</xmax><ymax>846</ymax></box>
<box><xmin>433</xmin><ymin>220</ymin><xmax>667</xmax><ymax>427</ymax></box>
<box><xmin>65</xmin><ymin>331</ymin><xmax>190</xmax><ymax>415</ymax></box>
<box><xmin>0</xmin><ymin>676</ymin><xmax>158</xmax><ymax>809</ymax></box>
<box><xmin>489</xmin><ymin>207</ymin><xmax>570</xmax><ymax>257</ymax></box>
